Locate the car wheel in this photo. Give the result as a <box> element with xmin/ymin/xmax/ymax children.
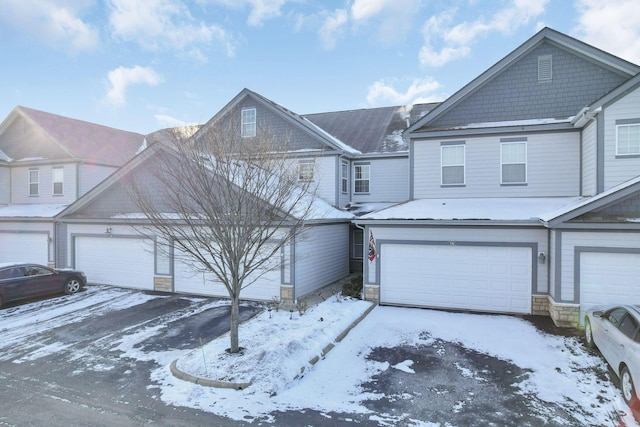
<box><xmin>621</xmin><ymin>366</ymin><xmax>637</xmax><ymax>407</ymax></box>
<box><xmin>65</xmin><ymin>278</ymin><xmax>81</xmax><ymax>295</ymax></box>
<box><xmin>584</xmin><ymin>318</ymin><xmax>595</xmax><ymax>349</ymax></box>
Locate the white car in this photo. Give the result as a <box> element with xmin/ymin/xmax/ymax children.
<box><xmin>584</xmin><ymin>305</ymin><xmax>640</xmax><ymax>408</ymax></box>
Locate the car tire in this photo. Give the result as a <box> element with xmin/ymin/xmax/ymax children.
<box><xmin>584</xmin><ymin>318</ymin><xmax>595</xmax><ymax>349</ymax></box>
<box><xmin>65</xmin><ymin>278</ymin><xmax>81</xmax><ymax>295</ymax></box>
<box><xmin>621</xmin><ymin>365</ymin><xmax>638</xmax><ymax>407</ymax></box>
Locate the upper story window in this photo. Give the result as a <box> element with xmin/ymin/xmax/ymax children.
<box><xmin>441</xmin><ymin>143</ymin><xmax>465</xmax><ymax>186</ymax></box>
<box><xmin>297</xmin><ymin>160</ymin><xmax>314</xmax><ymax>181</ymax></box>
<box><xmin>29</xmin><ymin>168</ymin><xmax>39</xmax><ymax>196</ymax></box>
<box><xmin>538</xmin><ymin>55</ymin><xmax>552</xmax><ymax>82</ymax></box>
<box><xmin>52</xmin><ymin>166</ymin><xmax>64</xmax><ymax>195</ymax></box>
<box><xmin>354</xmin><ymin>163</ymin><xmax>370</xmax><ymax>194</ymax></box>
<box><xmin>616</xmin><ymin>121</ymin><xmax>640</xmax><ymax>156</ymax></box>
<box><xmin>501</xmin><ymin>140</ymin><xmax>527</xmax><ymax>184</ymax></box>
<box><xmin>341</xmin><ymin>161</ymin><xmax>348</xmax><ymax>193</ymax></box>
<box><xmin>241</xmin><ymin>108</ymin><xmax>256</xmax><ymax>137</ymax></box>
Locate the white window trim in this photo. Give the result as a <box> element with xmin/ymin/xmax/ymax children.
<box><xmin>616</xmin><ymin>123</ymin><xmax>640</xmax><ymax>156</ymax></box>
<box><xmin>441</xmin><ymin>144</ymin><xmax>465</xmax><ymax>186</ymax></box>
<box><xmin>341</xmin><ymin>161</ymin><xmax>349</xmax><ymax>194</ymax></box>
<box><xmin>241</xmin><ymin>108</ymin><xmax>256</xmax><ymax>138</ymax></box>
<box><xmin>52</xmin><ymin>166</ymin><xmax>64</xmax><ymax>196</ymax></box>
<box><xmin>297</xmin><ymin>160</ymin><xmax>314</xmax><ymax>181</ymax></box>
<box><xmin>500</xmin><ymin>141</ymin><xmax>527</xmax><ymax>184</ymax></box>
<box><xmin>354</xmin><ymin>163</ymin><xmax>370</xmax><ymax>194</ymax></box>
<box><xmin>28</xmin><ymin>168</ymin><xmax>39</xmax><ymax>196</ymax></box>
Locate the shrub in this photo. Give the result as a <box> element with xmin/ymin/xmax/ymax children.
<box><xmin>342</xmin><ymin>275</ymin><xmax>363</xmax><ymax>298</ymax></box>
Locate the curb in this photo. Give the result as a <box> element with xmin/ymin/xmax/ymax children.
<box><xmin>169</xmin><ymin>301</ymin><xmax>377</xmax><ymax>389</ymax></box>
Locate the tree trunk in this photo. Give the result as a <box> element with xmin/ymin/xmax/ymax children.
<box><xmin>229</xmin><ymin>294</ymin><xmax>240</xmax><ymax>353</ymax></box>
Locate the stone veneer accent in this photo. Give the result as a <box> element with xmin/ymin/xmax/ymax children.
<box><xmin>48</xmin><ymin>262</ymin><xmax>56</xmax><ymax>269</ymax></box>
<box><xmin>364</xmin><ymin>284</ymin><xmax>380</xmax><ymax>304</ymax></box>
<box><xmin>154</xmin><ymin>276</ymin><xmax>172</xmax><ymax>292</ymax></box>
<box><xmin>548</xmin><ymin>300</ymin><xmax>580</xmax><ymax>328</ymax></box>
<box><xmin>280</xmin><ymin>285</ymin><xmax>294</xmax><ymax>305</ymax></box>
<box><xmin>531</xmin><ymin>295</ymin><xmax>550</xmax><ymax>316</ymax></box>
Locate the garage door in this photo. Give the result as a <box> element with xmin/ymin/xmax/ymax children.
<box><xmin>380</xmin><ymin>244</ymin><xmax>532</xmax><ymax>314</ymax></box>
<box><xmin>580</xmin><ymin>251</ymin><xmax>640</xmax><ymax>320</ymax></box>
<box><xmin>75</xmin><ymin>236</ymin><xmax>155</xmax><ymax>290</ymax></box>
<box><xmin>0</xmin><ymin>233</ymin><xmax>48</xmax><ymax>265</ymax></box>
<box><xmin>174</xmin><ymin>250</ymin><xmax>281</xmax><ymax>301</ymax></box>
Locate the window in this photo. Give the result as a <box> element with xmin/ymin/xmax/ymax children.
<box><xmin>619</xmin><ymin>314</ymin><xmax>639</xmax><ymax>340</ymax></box>
<box><xmin>341</xmin><ymin>161</ymin><xmax>348</xmax><ymax>193</ymax></box>
<box><xmin>501</xmin><ymin>141</ymin><xmax>527</xmax><ymax>184</ymax></box>
<box><xmin>352</xmin><ymin>229</ymin><xmax>363</xmax><ymax>259</ymax></box>
<box><xmin>298</xmin><ymin>160</ymin><xmax>314</xmax><ymax>181</ymax></box>
<box><xmin>241</xmin><ymin>108</ymin><xmax>256</xmax><ymax>137</ymax></box>
<box><xmin>52</xmin><ymin>167</ymin><xmax>64</xmax><ymax>195</ymax></box>
<box><xmin>538</xmin><ymin>55</ymin><xmax>552</xmax><ymax>82</ymax></box>
<box><xmin>354</xmin><ymin>163</ymin><xmax>370</xmax><ymax>193</ymax></box>
<box><xmin>29</xmin><ymin>169</ymin><xmax>39</xmax><ymax>196</ymax></box>
<box><xmin>441</xmin><ymin>144</ymin><xmax>465</xmax><ymax>185</ymax></box>
<box><xmin>617</xmin><ymin>123</ymin><xmax>640</xmax><ymax>155</ymax></box>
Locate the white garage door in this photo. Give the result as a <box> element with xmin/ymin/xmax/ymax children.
<box><xmin>580</xmin><ymin>251</ymin><xmax>640</xmax><ymax>320</ymax></box>
<box><xmin>76</xmin><ymin>236</ymin><xmax>155</xmax><ymax>290</ymax></box>
<box><xmin>174</xmin><ymin>250</ymin><xmax>281</xmax><ymax>301</ymax></box>
<box><xmin>0</xmin><ymin>233</ymin><xmax>48</xmax><ymax>265</ymax></box>
<box><xmin>380</xmin><ymin>244</ymin><xmax>532</xmax><ymax>314</ymax></box>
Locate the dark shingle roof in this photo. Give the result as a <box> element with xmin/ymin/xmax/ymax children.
<box><xmin>304</xmin><ymin>103</ymin><xmax>438</xmax><ymax>154</ymax></box>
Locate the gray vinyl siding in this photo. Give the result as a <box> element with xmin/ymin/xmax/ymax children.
<box><xmin>558</xmin><ymin>231</ymin><xmax>640</xmax><ymax>303</ymax></box>
<box><xmin>603</xmin><ymin>87</ymin><xmax>640</xmax><ymax>190</ymax></box>
<box><xmin>10</xmin><ymin>164</ymin><xmax>78</xmax><ymax>204</ymax></box>
<box><xmin>351</xmin><ymin>157</ymin><xmax>409</xmax><ymax>203</ymax></box>
<box><xmin>78</xmin><ymin>164</ymin><xmax>118</xmax><ymax>196</ymax></box>
<box><xmin>549</xmin><ymin>230</ymin><xmax>557</xmax><ymax>300</ymax></box>
<box><xmin>581</xmin><ymin>120</ymin><xmax>597</xmax><ymax>196</ymax></box>
<box><xmin>412</xmin><ymin>132</ymin><xmax>580</xmax><ymax>198</ymax></box>
<box><xmin>363</xmin><ymin>225</ymin><xmax>548</xmax><ymax>294</ymax></box>
<box><xmin>0</xmin><ymin>166</ymin><xmax>9</xmax><ymax>204</ymax></box>
<box><xmin>294</xmin><ymin>223</ymin><xmax>350</xmax><ymax>298</ymax></box>
<box><xmin>428</xmin><ymin>42</ymin><xmax>628</xmax><ymax>128</ymax></box>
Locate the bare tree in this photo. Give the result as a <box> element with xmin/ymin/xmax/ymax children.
<box><xmin>125</xmin><ymin>118</ymin><xmax>317</xmax><ymax>353</ymax></box>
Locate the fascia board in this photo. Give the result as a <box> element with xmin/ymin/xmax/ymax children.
<box><xmin>408</xmin><ymin>122</ymin><xmax>575</xmax><ymax>140</ymax></box>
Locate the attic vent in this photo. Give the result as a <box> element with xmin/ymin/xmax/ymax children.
<box><xmin>538</xmin><ymin>55</ymin><xmax>552</xmax><ymax>82</ymax></box>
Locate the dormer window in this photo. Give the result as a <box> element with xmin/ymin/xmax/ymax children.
<box><xmin>241</xmin><ymin>108</ymin><xmax>256</xmax><ymax>137</ymax></box>
<box><xmin>29</xmin><ymin>168</ymin><xmax>39</xmax><ymax>196</ymax></box>
<box><xmin>298</xmin><ymin>160</ymin><xmax>314</xmax><ymax>181</ymax></box>
<box><xmin>538</xmin><ymin>55</ymin><xmax>552</xmax><ymax>82</ymax></box>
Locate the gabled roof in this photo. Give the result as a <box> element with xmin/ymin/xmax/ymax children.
<box><xmin>0</xmin><ymin>106</ymin><xmax>146</xmax><ymax>166</ymax></box>
<box><xmin>194</xmin><ymin>88</ymin><xmax>361</xmax><ymax>156</ymax></box>
<box><xmin>541</xmin><ymin>175</ymin><xmax>640</xmax><ymax>226</ymax></box>
<box><xmin>305</xmin><ymin>103</ymin><xmax>437</xmax><ymax>155</ymax></box>
<box><xmin>407</xmin><ymin>27</ymin><xmax>640</xmax><ymax>135</ymax></box>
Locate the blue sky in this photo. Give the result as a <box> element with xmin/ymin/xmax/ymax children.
<box><xmin>1</xmin><ymin>0</ymin><xmax>639</xmax><ymax>135</ymax></box>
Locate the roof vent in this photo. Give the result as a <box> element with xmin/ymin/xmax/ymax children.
<box><xmin>538</xmin><ymin>55</ymin><xmax>552</xmax><ymax>82</ymax></box>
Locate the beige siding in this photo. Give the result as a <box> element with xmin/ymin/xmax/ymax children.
<box><xmin>413</xmin><ymin>132</ymin><xmax>580</xmax><ymax>198</ymax></box>
<box><xmin>581</xmin><ymin>121</ymin><xmax>597</xmax><ymax>196</ymax></box>
<box><xmin>603</xmin><ymin>87</ymin><xmax>640</xmax><ymax>190</ymax></box>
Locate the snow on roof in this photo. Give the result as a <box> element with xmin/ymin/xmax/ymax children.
<box><xmin>0</xmin><ymin>204</ymin><xmax>69</xmax><ymax>218</ymax></box>
<box><xmin>360</xmin><ymin>197</ymin><xmax>585</xmax><ymax>222</ymax></box>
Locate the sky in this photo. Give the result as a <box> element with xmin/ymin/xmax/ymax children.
<box><xmin>1</xmin><ymin>0</ymin><xmax>640</xmax><ymax>135</ymax></box>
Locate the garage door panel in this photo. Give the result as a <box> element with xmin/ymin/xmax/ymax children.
<box><xmin>580</xmin><ymin>252</ymin><xmax>640</xmax><ymax>321</ymax></box>
<box><xmin>0</xmin><ymin>233</ymin><xmax>48</xmax><ymax>265</ymax></box>
<box><xmin>76</xmin><ymin>237</ymin><xmax>155</xmax><ymax>290</ymax></box>
<box><xmin>381</xmin><ymin>244</ymin><xmax>532</xmax><ymax>314</ymax></box>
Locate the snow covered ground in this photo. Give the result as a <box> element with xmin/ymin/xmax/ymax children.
<box><xmin>1</xmin><ymin>286</ymin><xmax>638</xmax><ymax>426</ymax></box>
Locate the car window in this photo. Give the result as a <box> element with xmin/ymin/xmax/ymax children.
<box><xmin>0</xmin><ymin>267</ymin><xmax>26</xmax><ymax>279</ymax></box>
<box><xmin>619</xmin><ymin>315</ymin><xmax>640</xmax><ymax>340</ymax></box>
<box><xmin>24</xmin><ymin>266</ymin><xmax>52</xmax><ymax>277</ymax></box>
<box><xmin>606</xmin><ymin>307</ymin><xmax>628</xmax><ymax>328</ymax></box>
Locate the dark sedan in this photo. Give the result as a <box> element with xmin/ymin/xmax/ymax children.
<box><xmin>0</xmin><ymin>262</ymin><xmax>87</xmax><ymax>307</ymax></box>
<box><xmin>585</xmin><ymin>305</ymin><xmax>640</xmax><ymax>408</ymax></box>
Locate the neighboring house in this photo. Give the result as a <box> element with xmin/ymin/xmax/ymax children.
<box><xmin>54</xmin><ymin>142</ymin><xmax>353</xmax><ymax>304</ymax></box>
<box><xmin>0</xmin><ymin>106</ymin><xmax>146</xmax><ymax>266</ymax></box>
<box><xmin>355</xmin><ymin>27</ymin><xmax>640</xmax><ymax>327</ymax></box>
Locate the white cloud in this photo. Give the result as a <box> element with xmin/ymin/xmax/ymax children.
<box><xmin>211</xmin><ymin>0</ymin><xmax>289</xmax><ymax>27</ymax></box>
<box><xmin>108</xmin><ymin>0</ymin><xmax>235</xmax><ymax>59</ymax></box>
<box><xmin>0</xmin><ymin>0</ymin><xmax>99</xmax><ymax>53</ymax></box>
<box><xmin>154</xmin><ymin>114</ymin><xmax>192</xmax><ymax>128</ymax></box>
<box><xmin>572</xmin><ymin>0</ymin><xmax>640</xmax><ymax>65</ymax></box>
<box><xmin>106</xmin><ymin>66</ymin><xmax>164</xmax><ymax>106</ymax></box>
<box><xmin>419</xmin><ymin>0</ymin><xmax>548</xmax><ymax>68</ymax></box>
<box><xmin>350</xmin><ymin>0</ymin><xmax>420</xmax><ymax>45</ymax></box>
<box><xmin>366</xmin><ymin>77</ymin><xmax>444</xmax><ymax>106</ymax></box>
<box><xmin>318</xmin><ymin>9</ymin><xmax>348</xmax><ymax>51</ymax></box>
